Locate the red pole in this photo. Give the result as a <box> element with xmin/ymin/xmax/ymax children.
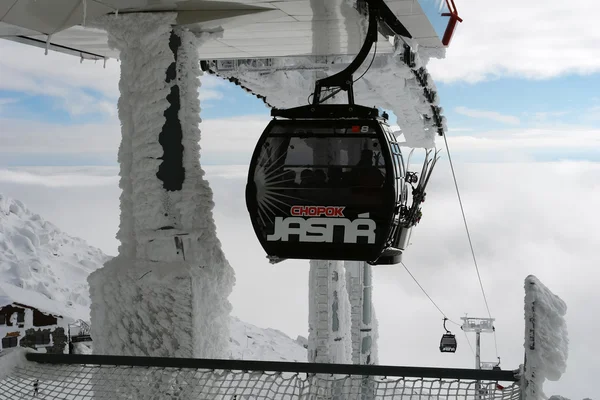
<box><xmin>441</xmin><ymin>0</ymin><xmax>463</xmax><ymax>46</ymax></box>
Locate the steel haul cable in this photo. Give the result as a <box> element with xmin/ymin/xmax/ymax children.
<box><xmin>440</xmin><ymin>130</ymin><xmax>499</xmax><ymax>358</ymax></box>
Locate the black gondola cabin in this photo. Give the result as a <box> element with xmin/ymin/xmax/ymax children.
<box><xmin>246</xmin><ymin>106</ymin><xmax>414</xmax><ymax>265</ymax></box>
<box><xmin>439</xmin><ymin>333</ymin><xmax>457</xmax><ymax>353</ymax></box>
<box><xmin>244</xmin><ymin>0</ymin><xmax>435</xmax><ymax>265</ymax></box>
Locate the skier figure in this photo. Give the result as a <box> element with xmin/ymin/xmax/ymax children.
<box><xmin>33</xmin><ymin>379</ymin><xmax>39</xmax><ymax>397</ymax></box>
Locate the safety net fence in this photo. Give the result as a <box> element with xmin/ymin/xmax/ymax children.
<box><xmin>0</xmin><ymin>351</ymin><xmax>522</xmax><ymax>400</ymax></box>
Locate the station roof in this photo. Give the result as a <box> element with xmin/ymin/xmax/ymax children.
<box><xmin>0</xmin><ymin>0</ymin><xmax>449</xmax><ymax>60</ymax></box>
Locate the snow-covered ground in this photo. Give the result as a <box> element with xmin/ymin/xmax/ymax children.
<box><xmin>0</xmin><ymin>194</ymin><xmax>109</xmax><ymax>321</ymax></box>
<box><xmin>229</xmin><ymin>316</ymin><xmax>306</xmax><ymax>362</ymax></box>
<box><xmin>0</xmin><ymin>193</ymin><xmax>307</xmax><ymax>361</ymax></box>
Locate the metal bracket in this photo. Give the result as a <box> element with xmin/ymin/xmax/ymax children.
<box><xmin>312</xmin><ymin>0</ymin><xmax>412</xmax><ymax>106</ymax></box>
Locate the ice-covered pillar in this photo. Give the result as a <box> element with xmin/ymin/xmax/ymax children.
<box><xmin>308</xmin><ymin>260</ymin><xmax>352</xmax><ymax>364</ymax></box>
<box><xmin>522</xmin><ymin>275</ymin><xmax>568</xmax><ymax>400</ymax></box>
<box><xmin>87</xmin><ymin>13</ymin><xmax>234</xmax><ymax>358</ymax></box>
<box><xmin>345</xmin><ymin>261</ymin><xmax>378</xmax><ymax>365</ymax></box>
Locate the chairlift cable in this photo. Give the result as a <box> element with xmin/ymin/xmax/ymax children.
<box><xmin>400</xmin><ymin>261</ymin><xmax>459</xmax><ymax>325</ymax></box>
<box><xmin>353</xmin><ymin>40</ymin><xmax>378</xmax><ymax>83</ymax></box>
<box><xmin>492</xmin><ymin>330</ymin><xmax>499</xmax><ymax>357</ymax></box>
<box><xmin>463</xmin><ymin>330</ymin><xmax>475</xmax><ymax>357</ymax></box>
<box><xmin>440</xmin><ymin>128</ymin><xmax>499</xmax><ymax>358</ymax></box>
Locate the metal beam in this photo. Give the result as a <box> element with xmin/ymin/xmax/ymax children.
<box><xmin>26</xmin><ymin>353</ymin><xmax>520</xmax><ymax>382</ymax></box>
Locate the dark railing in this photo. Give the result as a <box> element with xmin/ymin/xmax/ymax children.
<box><xmin>26</xmin><ymin>353</ymin><xmax>520</xmax><ymax>382</ymax></box>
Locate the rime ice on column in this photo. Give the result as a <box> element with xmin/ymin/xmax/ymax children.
<box><xmin>523</xmin><ymin>275</ymin><xmax>568</xmax><ymax>400</ymax></box>
<box><xmin>87</xmin><ymin>13</ymin><xmax>234</xmax><ymax>358</ymax></box>
<box><xmin>308</xmin><ymin>260</ymin><xmax>352</xmax><ymax>364</ymax></box>
<box><xmin>345</xmin><ymin>261</ymin><xmax>378</xmax><ymax>365</ymax></box>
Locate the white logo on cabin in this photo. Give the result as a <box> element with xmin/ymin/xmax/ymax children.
<box><xmin>267</xmin><ymin>209</ymin><xmax>376</xmax><ymax>244</ymax></box>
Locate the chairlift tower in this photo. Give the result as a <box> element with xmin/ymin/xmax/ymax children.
<box><xmin>461</xmin><ymin>317</ymin><xmax>495</xmax><ymax>399</ymax></box>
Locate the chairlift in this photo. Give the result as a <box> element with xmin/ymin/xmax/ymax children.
<box><xmin>245</xmin><ymin>0</ymin><xmax>438</xmax><ymax>265</ymax></box>
<box><xmin>439</xmin><ymin>318</ymin><xmax>457</xmax><ymax>353</ymax></box>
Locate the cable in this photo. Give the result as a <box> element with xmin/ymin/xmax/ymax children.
<box><xmin>401</xmin><ymin>261</ymin><xmax>460</xmax><ymax>327</ymax></box>
<box><xmin>441</xmin><ymin>131</ymin><xmax>499</xmax><ymax>358</ymax></box>
<box><xmin>354</xmin><ymin>39</ymin><xmax>378</xmax><ymax>83</ymax></box>
<box><xmin>463</xmin><ymin>330</ymin><xmax>475</xmax><ymax>357</ymax></box>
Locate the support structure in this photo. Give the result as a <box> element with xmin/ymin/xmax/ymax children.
<box><xmin>87</xmin><ymin>13</ymin><xmax>234</xmax><ymax>358</ymax></box>
<box><xmin>307</xmin><ymin>260</ymin><xmax>352</xmax><ymax>364</ymax></box>
<box><xmin>461</xmin><ymin>317</ymin><xmax>495</xmax><ymax>399</ymax></box>
<box><xmin>345</xmin><ymin>262</ymin><xmax>378</xmax><ymax>365</ymax></box>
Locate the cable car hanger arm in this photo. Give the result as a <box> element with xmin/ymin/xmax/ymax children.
<box><xmin>312</xmin><ymin>0</ymin><xmax>412</xmax><ymax>106</ymax></box>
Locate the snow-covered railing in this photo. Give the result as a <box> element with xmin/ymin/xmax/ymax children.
<box><xmin>0</xmin><ymin>351</ymin><xmax>521</xmax><ymax>400</ymax></box>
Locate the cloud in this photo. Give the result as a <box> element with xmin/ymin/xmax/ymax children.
<box><xmin>0</xmin><ymin>118</ymin><xmax>122</xmax><ymax>154</ymax></box>
<box><xmin>427</xmin><ymin>0</ymin><xmax>600</xmax><ymax>83</ymax></box>
<box><xmin>0</xmin><ymin>162</ymin><xmax>598</xmax><ymax>399</ymax></box>
<box><xmin>3</xmin><ymin>111</ymin><xmax>599</xmax><ymax>166</ymax></box>
<box><xmin>0</xmin><ymin>97</ymin><xmax>19</xmax><ymax>109</ymax></box>
<box><xmin>0</xmin><ymin>113</ymin><xmax>271</xmax><ymax>166</ymax></box>
<box><xmin>455</xmin><ymin>106</ymin><xmax>521</xmax><ymax>125</ymax></box>
<box><xmin>0</xmin><ymin>168</ymin><xmax>119</xmax><ymax>187</ymax></box>
<box><xmin>436</xmin><ymin>124</ymin><xmax>600</xmax><ymax>164</ymax></box>
<box><xmin>441</xmin><ymin>125</ymin><xmax>600</xmax><ymax>150</ymax></box>
<box><xmin>0</xmin><ymin>40</ymin><xmax>119</xmax><ymax>117</ymax></box>
<box><xmin>2</xmin><ymin>105</ymin><xmax>599</xmax><ymax>167</ymax></box>
<box><xmin>0</xmin><ymin>39</ymin><xmax>226</xmax><ymax>117</ymax></box>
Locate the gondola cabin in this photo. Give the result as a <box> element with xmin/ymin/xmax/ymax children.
<box><xmin>439</xmin><ymin>333</ymin><xmax>457</xmax><ymax>353</ymax></box>
<box><xmin>246</xmin><ymin>106</ymin><xmax>413</xmax><ymax>265</ymax></box>
<box><xmin>245</xmin><ymin>0</ymin><xmax>439</xmax><ymax>265</ymax></box>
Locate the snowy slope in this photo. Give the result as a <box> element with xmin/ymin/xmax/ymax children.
<box><xmin>229</xmin><ymin>316</ymin><xmax>307</xmax><ymax>362</ymax></box>
<box><xmin>0</xmin><ymin>194</ymin><xmax>109</xmax><ymax>319</ymax></box>
<box><xmin>0</xmin><ymin>194</ymin><xmax>306</xmax><ymax>361</ymax></box>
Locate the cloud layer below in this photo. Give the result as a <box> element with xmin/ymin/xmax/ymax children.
<box><xmin>0</xmin><ymin>161</ymin><xmax>597</xmax><ymax>399</ymax></box>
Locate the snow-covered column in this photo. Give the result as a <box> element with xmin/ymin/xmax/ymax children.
<box><xmin>87</xmin><ymin>13</ymin><xmax>234</xmax><ymax>358</ymax></box>
<box><xmin>308</xmin><ymin>260</ymin><xmax>352</xmax><ymax>364</ymax></box>
<box><xmin>345</xmin><ymin>261</ymin><xmax>378</xmax><ymax>365</ymax></box>
<box><xmin>345</xmin><ymin>261</ymin><xmax>378</xmax><ymax>400</ymax></box>
<box><xmin>522</xmin><ymin>275</ymin><xmax>568</xmax><ymax>400</ymax></box>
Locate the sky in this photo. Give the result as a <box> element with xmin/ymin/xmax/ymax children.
<box><xmin>1</xmin><ymin>0</ymin><xmax>600</xmax><ymax>398</ymax></box>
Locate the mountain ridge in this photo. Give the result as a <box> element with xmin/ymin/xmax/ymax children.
<box><xmin>0</xmin><ymin>193</ymin><xmax>306</xmax><ymax>361</ymax></box>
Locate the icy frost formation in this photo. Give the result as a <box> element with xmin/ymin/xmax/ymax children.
<box><xmin>203</xmin><ymin>49</ymin><xmax>445</xmax><ymax>149</ymax></box>
<box><xmin>345</xmin><ymin>261</ymin><xmax>378</xmax><ymax>365</ymax></box>
<box><xmin>524</xmin><ymin>275</ymin><xmax>568</xmax><ymax>400</ymax></box>
<box><xmin>308</xmin><ymin>260</ymin><xmax>352</xmax><ymax>363</ymax></box>
<box><xmin>87</xmin><ymin>13</ymin><xmax>234</xmax><ymax>358</ymax></box>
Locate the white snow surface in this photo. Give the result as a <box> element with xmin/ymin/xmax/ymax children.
<box><xmin>524</xmin><ymin>275</ymin><xmax>569</xmax><ymax>400</ymax></box>
<box><xmin>0</xmin><ymin>194</ymin><xmax>306</xmax><ymax>362</ymax></box>
<box><xmin>0</xmin><ymin>282</ymin><xmax>89</xmax><ymax>322</ymax></box>
<box><xmin>229</xmin><ymin>316</ymin><xmax>307</xmax><ymax>362</ymax></box>
<box><xmin>0</xmin><ymin>194</ymin><xmax>108</xmax><ymax>320</ymax></box>
<box><xmin>0</xmin><ymin>348</ymin><xmax>34</xmax><ymax>381</ymax></box>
